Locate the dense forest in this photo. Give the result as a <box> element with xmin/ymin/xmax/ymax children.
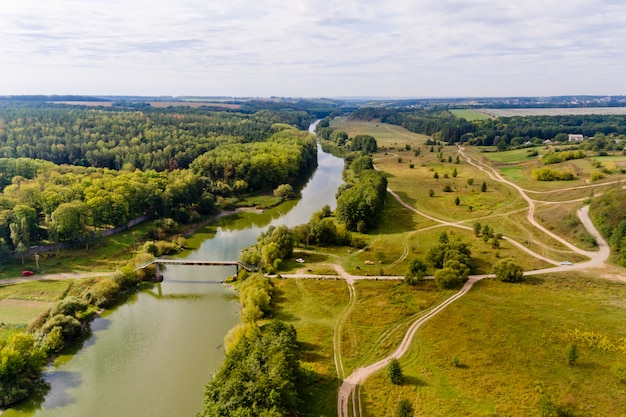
<box><xmin>351</xmin><ymin>107</ymin><xmax>626</xmax><ymax>150</ymax></box>
<box><xmin>0</xmin><ymin>106</ymin><xmax>319</xmax><ymax>260</ymax></box>
<box><xmin>0</xmin><ymin>108</ymin><xmax>313</xmax><ymax>170</ymax></box>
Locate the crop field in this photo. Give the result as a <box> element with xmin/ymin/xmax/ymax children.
<box><xmin>147</xmin><ymin>101</ymin><xmax>241</xmax><ymax>109</ymax></box>
<box><xmin>449</xmin><ymin>109</ymin><xmax>493</xmax><ymax>121</ymax></box>
<box><xmin>479</xmin><ymin>107</ymin><xmax>626</xmax><ymax>117</ymax></box>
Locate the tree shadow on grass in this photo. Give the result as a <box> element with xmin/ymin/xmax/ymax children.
<box><xmin>270</xmin><ymin>286</ymin><xmax>298</xmax><ymax>322</ymax></box>
<box><xmin>402</xmin><ymin>375</ymin><xmax>428</xmax><ymax>387</ymax></box>
<box><xmin>298</xmin><ymin>341</ymin><xmax>327</xmax><ymax>362</ymax></box>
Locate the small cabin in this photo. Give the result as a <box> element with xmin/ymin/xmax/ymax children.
<box><xmin>568</xmin><ymin>134</ymin><xmax>584</xmax><ymax>142</ymax></box>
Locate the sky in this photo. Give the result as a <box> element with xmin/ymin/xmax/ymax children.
<box><xmin>1</xmin><ymin>0</ymin><xmax>625</xmax><ymax>98</ymax></box>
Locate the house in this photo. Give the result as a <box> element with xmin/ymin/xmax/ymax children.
<box><xmin>543</xmin><ymin>139</ymin><xmax>554</xmax><ymax>145</ymax></box>
<box><xmin>568</xmin><ymin>134</ymin><xmax>584</xmax><ymax>142</ymax></box>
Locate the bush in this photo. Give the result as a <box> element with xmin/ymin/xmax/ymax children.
<box><xmin>566</xmin><ymin>343</ymin><xmax>578</xmax><ymax>365</ymax></box>
<box><xmin>387</xmin><ymin>359</ymin><xmax>403</xmax><ymax>385</ymax></box>
<box><xmin>143</xmin><ymin>241</ymin><xmax>159</xmax><ymax>256</ymax></box>
<box><xmin>404</xmin><ymin>258</ymin><xmax>426</xmax><ymax>285</ymax></box>
<box><xmin>43</xmin><ymin>326</ymin><xmax>65</xmax><ymax>353</ymax></box>
<box><xmin>493</xmin><ymin>259</ymin><xmax>524</xmax><ymax>283</ymax></box>
<box><xmin>41</xmin><ymin>314</ymin><xmax>82</xmax><ymax>340</ymax></box>
<box><xmin>0</xmin><ymin>333</ymin><xmax>47</xmax><ymax>406</ymax></box>
<box><xmin>273</xmin><ymin>184</ymin><xmax>294</xmax><ymax>199</ymax></box>
<box><xmin>113</xmin><ymin>266</ymin><xmax>140</xmax><ymax>290</ymax></box>
<box><xmin>434</xmin><ymin>267</ymin><xmax>468</xmax><ymax>289</ymax></box>
<box><xmin>532</xmin><ymin>168</ymin><xmax>576</xmax><ymax>181</ymax></box>
<box><xmin>86</xmin><ymin>278</ymin><xmax>121</xmax><ymax>307</ymax></box>
<box><xmin>50</xmin><ymin>296</ymin><xmax>90</xmax><ymax>320</ymax></box>
<box><xmin>395</xmin><ymin>399</ymin><xmax>414</xmax><ymax>417</ymax></box>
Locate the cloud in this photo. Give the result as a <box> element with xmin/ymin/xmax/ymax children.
<box><xmin>0</xmin><ymin>0</ymin><xmax>625</xmax><ymax>96</ymax></box>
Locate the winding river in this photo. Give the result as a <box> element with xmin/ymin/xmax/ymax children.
<box><xmin>6</xmin><ymin>123</ymin><xmax>344</xmax><ymax>417</ymax></box>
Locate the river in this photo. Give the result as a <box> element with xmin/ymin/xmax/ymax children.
<box><xmin>6</xmin><ymin>122</ymin><xmax>344</xmax><ymax>417</ymax></box>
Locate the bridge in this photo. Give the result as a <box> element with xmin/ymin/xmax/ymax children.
<box><xmin>136</xmin><ymin>258</ymin><xmax>255</xmax><ymax>281</ymax></box>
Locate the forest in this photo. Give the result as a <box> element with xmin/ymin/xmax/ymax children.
<box><xmin>350</xmin><ymin>107</ymin><xmax>626</xmax><ymax>149</ymax></box>
<box><xmin>0</xmin><ymin>106</ymin><xmax>319</xmax><ymax>261</ymax></box>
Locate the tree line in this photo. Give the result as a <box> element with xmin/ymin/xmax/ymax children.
<box><xmin>350</xmin><ymin>107</ymin><xmax>626</xmax><ymax>150</ymax></box>
<box><xmin>0</xmin><ymin>107</ymin><xmax>311</xmax><ymax>171</ymax></box>
<box><xmin>590</xmin><ymin>187</ymin><xmax>626</xmax><ymax>267</ymax></box>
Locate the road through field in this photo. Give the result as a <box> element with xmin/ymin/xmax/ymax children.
<box><xmin>336</xmin><ymin>148</ymin><xmax>612</xmax><ymax>417</ymax></box>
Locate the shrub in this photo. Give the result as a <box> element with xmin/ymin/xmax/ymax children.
<box><xmin>143</xmin><ymin>241</ymin><xmax>159</xmax><ymax>257</ymax></box>
<box><xmin>113</xmin><ymin>266</ymin><xmax>140</xmax><ymax>290</ymax></box>
<box><xmin>86</xmin><ymin>278</ymin><xmax>121</xmax><ymax>307</ymax></box>
<box><xmin>273</xmin><ymin>184</ymin><xmax>294</xmax><ymax>199</ymax></box>
<box><xmin>387</xmin><ymin>359</ymin><xmax>403</xmax><ymax>385</ymax></box>
<box><xmin>493</xmin><ymin>259</ymin><xmax>524</xmax><ymax>283</ymax></box>
<box><xmin>532</xmin><ymin>168</ymin><xmax>575</xmax><ymax>181</ymax></box>
<box><xmin>50</xmin><ymin>296</ymin><xmax>90</xmax><ymax>320</ymax></box>
<box><xmin>590</xmin><ymin>172</ymin><xmax>605</xmax><ymax>181</ymax></box>
<box><xmin>394</xmin><ymin>399</ymin><xmax>414</xmax><ymax>417</ymax></box>
<box><xmin>43</xmin><ymin>326</ymin><xmax>65</xmax><ymax>353</ymax></box>
<box><xmin>566</xmin><ymin>343</ymin><xmax>578</xmax><ymax>365</ymax></box>
<box><xmin>41</xmin><ymin>314</ymin><xmax>82</xmax><ymax>340</ymax></box>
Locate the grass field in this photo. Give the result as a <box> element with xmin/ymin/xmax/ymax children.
<box><xmin>0</xmin><ymin>280</ymin><xmax>70</xmax><ymax>326</ymax></box>
<box><xmin>328</xmin><ymin>119</ymin><xmax>588</xmax><ymax>270</ymax></box>
<box><xmin>272</xmin><ymin>278</ymin><xmax>349</xmax><ymax>417</ymax></box>
<box><xmin>449</xmin><ymin>109</ymin><xmax>492</xmax><ymax>121</ymax></box>
<box><xmin>360</xmin><ymin>274</ymin><xmax>626</xmax><ymax>416</ymax></box>
<box><xmin>479</xmin><ymin>107</ymin><xmax>626</xmax><ymax>117</ymax></box>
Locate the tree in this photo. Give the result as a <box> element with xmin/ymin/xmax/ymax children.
<box><xmin>434</xmin><ymin>172</ymin><xmax>439</xmax><ymax>180</ymax></box>
<box><xmin>395</xmin><ymin>399</ymin><xmax>414</xmax><ymax>417</ymax></box>
<box><xmin>15</xmin><ymin>242</ymin><xmax>28</xmax><ymax>265</ymax></box>
<box><xmin>0</xmin><ymin>333</ymin><xmax>47</xmax><ymax>406</ymax></box>
<box><xmin>387</xmin><ymin>359</ymin><xmax>403</xmax><ymax>384</ymax></box>
<box><xmin>404</xmin><ymin>258</ymin><xmax>427</xmax><ymax>285</ymax></box>
<box><xmin>493</xmin><ymin>259</ymin><xmax>524</xmax><ymax>283</ymax></box>
<box><xmin>429</xmin><ymin>189</ymin><xmax>435</xmax><ymax>197</ymax></box>
<box><xmin>434</xmin><ymin>267</ymin><xmax>463</xmax><ymax>289</ymax></box>
<box><xmin>481</xmin><ymin>181</ymin><xmax>487</xmax><ymax>192</ymax></box>
<box><xmin>567</xmin><ymin>343</ymin><xmax>578</xmax><ymax>365</ymax></box>
<box><xmin>467</xmin><ymin>178</ymin><xmax>474</xmax><ymax>186</ymax></box>
<box><xmin>51</xmin><ymin>201</ymin><xmax>87</xmax><ymax>242</ymax></box>
<box><xmin>273</xmin><ymin>184</ymin><xmax>294</xmax><ymax>199</ymax></box>
<box><xmin>452</xmin><ymin>167</ymin><xmax>458</xmax><ymax>177</ymax></box>
<box><xmin>454</xmin><ymin>196</ymin><xmax>460</xmax><ymax>206</ymax></box>
<box><xmin>473</xmin><ymin>222</ymin><xmax>481</xmax><ymax>236</ymax></box>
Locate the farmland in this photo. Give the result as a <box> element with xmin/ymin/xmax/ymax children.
<box><xmin>479</xmin><ymin>107</ymin><xmax>626</xmax><ymax>117</ymax></box>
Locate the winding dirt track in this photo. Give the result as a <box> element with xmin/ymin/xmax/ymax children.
<box><xmin>336</xmin><ymin>147</ymin><xmax>612</xmax><ymax>417</ymax></box>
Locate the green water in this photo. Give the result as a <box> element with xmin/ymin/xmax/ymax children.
<box><xmin>6</xmin><ymin>135</ymin><xmax>345</xmax><ymax>417</ymax></box>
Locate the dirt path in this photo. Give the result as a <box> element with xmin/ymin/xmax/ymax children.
<box><xmin>336</xmin><ymin>149</ymin><xmax>612</xmax><ymax>416</ymax></box>
<box><xmin>0</xmin><ymin>271</ymin><xmax>115</xmax><ymax>286</ymax></box>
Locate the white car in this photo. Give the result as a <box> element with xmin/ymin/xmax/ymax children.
<box><xmin>296</xmin><ymin>258</ymin><xmax>305</xmax><ymax>263</ymax></box>
<box><xmin>560</xmin><ymin>261</ymin><xmax>572</xmax><ymax>266</ymax></box>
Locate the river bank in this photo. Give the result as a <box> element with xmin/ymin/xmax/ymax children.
<box><xmin>5</xmin><ymin>132</ymin><xmax>346</xmax><ymax>417</ymax></box>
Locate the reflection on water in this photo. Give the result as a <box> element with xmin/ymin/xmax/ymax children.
<box><xmin>6</xmin><ymin>140</ymin><xmax>344</xmax><ymax>417</ymax></box>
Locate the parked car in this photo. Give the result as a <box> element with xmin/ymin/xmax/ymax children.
<box><xmin>560</xmin><ymin>261</ymin><xmax>572</xmax><ymax>266</ymax></box>
<box><xmin>22</xmin><ymin>270</ymin><xmax>34</xmax><ymax>276</ymax></box>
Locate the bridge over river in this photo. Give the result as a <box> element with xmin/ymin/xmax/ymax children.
<box><xmin>136</xmin><ymin>258</ymin><xmax>255</xmax><ymax>281</ymax></box>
